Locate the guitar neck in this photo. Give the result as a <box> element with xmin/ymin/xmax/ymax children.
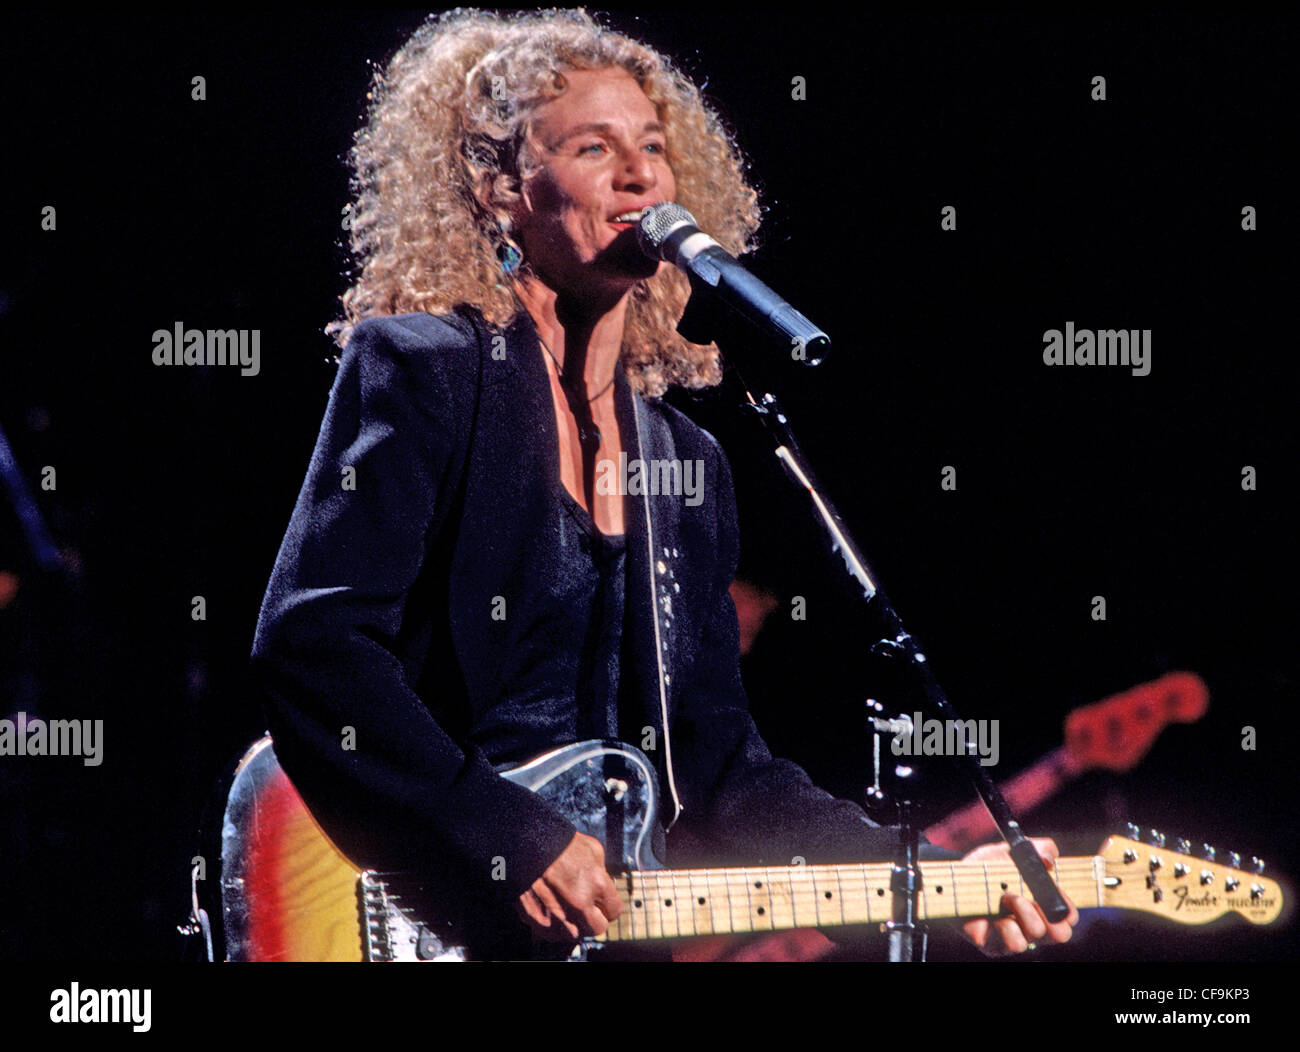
<box><xmin>604</xmin><ymin>855</ymin><xmax>1100</xmax><ymax>941</ymax></box>
<box><xmin>924</xmin><ymin>747</ymin><xmax>1072</xmax><ymax>852</ymax></box>
<box><xmin>603</xmin><ymin>837</ymin><xmax>1283</xmax><ymax>942</ymax></box>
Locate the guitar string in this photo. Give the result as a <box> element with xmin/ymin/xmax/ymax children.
<box><xmin>605</xmin><ymin>860</ymin><xmax>1264</xmax><ymax>933</ymax></box>
<box><xmin>607</xmin><ymin>888</ymin><xmax>1245</xmax><ymax>932</ymax></box>
<box><xmin>622</xmin><ymin>865</ymin><xmax>1114</xmax><ymax>886</ymax></box>
<box><xmin>623</xmin><ymin>860</ymin><xmax>1104</xmax><ymax>884</ymax></box>
<box><xmin>618</xmin><ymin>877</ymin><xmax>1105</xmax><ymax>911</ymax></box>
<box><xmin>606</xmin><ymin>870</ymin><xmax>1181</xmax><ymax>927</ymax></box>
<box><xmin>607</xmin><ymin>862</ymin><xmax>1110</xmax><ymax>931</ymax></box>
<box><xmin>615</xmin><ymin>877</ymin><xmax>1104</xmax><ymax>904</ymax></box>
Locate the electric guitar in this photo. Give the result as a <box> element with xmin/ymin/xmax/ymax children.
<box><xmin>925</xmin><ymin>671</ymin><xmax>1209</xmax><ymax>851</ymax></box>
<box><xmin>219</xmin><ymin>735</ymin><xmax>1283</xmax><ymax>961</ymax></box>
<box><xmin>678</xmin><ymin>670</ymin><xmax>1211</xmax><ymax>959</ymax></box>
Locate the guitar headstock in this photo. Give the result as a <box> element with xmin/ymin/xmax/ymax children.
<box><xmin>1098</xmin><ymin>830</ymin><xmax>1283</xmax><ymax>926</ymax></box>
<box><xmin>1064</xmin><ymin>671</ymin><xmax>1209</xmax><ymax>774</ymax></box>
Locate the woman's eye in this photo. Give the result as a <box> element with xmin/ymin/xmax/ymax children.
<box><xmin>577</xmin><ymin>141</ymin><xmax>664</xmax><ymax>156</ymax></box>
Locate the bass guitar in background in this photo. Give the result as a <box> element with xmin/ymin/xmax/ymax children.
<box><xmin>675</xmin><ymin>670</ymin><xmax>1210</xmax><ymax>960</ymax></box>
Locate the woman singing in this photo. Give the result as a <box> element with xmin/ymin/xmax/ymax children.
<box><xmin>250</xmin><ymin>8</ymin><xmax>1075</xmax><ymax>959</ymax></box>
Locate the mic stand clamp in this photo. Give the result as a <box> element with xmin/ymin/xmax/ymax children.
<box><xmin>869</xmin><ymin>704</ymin><xmax>926</xmax><ymax>962</ymax></box>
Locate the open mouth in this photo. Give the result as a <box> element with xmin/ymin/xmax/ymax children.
<box><xmin>608</xmin><ymin>209</ymin><xmax>647</xmax><ymax>230</ymax></box>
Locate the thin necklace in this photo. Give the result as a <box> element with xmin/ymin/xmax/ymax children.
<box><xmin>533</xmin><ymin>329</ymin><xmax>609</xmax><ymax>454</ymax></box>
<box><xmin>536</xmin><ymin>330</ymin><xmax>616</xmax><ymax>403</ymax></box>
<box><xmin>510</xmin><ymin>284</ymin><xmax>616</xmax><ymax>402</ymax></box>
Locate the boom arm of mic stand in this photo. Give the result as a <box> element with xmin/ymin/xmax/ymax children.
<box><xmin>739</xmin><ymin>387</ymin><xmax>1070</xmax><ymax>925</ymax></box>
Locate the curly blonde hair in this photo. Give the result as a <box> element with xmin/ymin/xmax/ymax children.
<box><xmin>329</xmin><ymin>7</ymin><xmax>762</xmax><ymax>397</ymax></box>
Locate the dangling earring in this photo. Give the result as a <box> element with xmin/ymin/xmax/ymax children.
<box><xmin>500</xmin><ymin>242</ymin><xmax>522</xmax><ymax>275</ymax></box>
<box><xmin>496</xmin><ymin>218</ymin><xmax>522</xmax><ymax>276</ymax></box>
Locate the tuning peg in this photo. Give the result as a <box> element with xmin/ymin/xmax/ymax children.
<box><xmin>1225</xmin><ymin>876</ymin><xmax>1240</xmax><ymax>891</ymax></box>
<box><xmin>1228</xmin><ymin>851</ymin><xmax>1241</xmax><ymax>869</ymax></box>
<box><xmin>1148</xmin><ymin>829</ymin><xmax>1166</xmax><ymax>849</ymax></box>
<box><xmin>1176</xmin><ymin>837</ymin><xmax>1191</xmax><ymax>855</ymax></box>
<box><xmin>1251</xmin><ymin>857</ymin><xmax>1265</xmax><ymax>875</ymax></box>
<box><xmin>1125</xmin><ymin>822</ymin><xmax>1141</xmax><ymax>840</ymax></box>
<box><xmin>1201</xmin><ymin>844</ymin><xmax>1216</xmax><ymax>862</ymax></box>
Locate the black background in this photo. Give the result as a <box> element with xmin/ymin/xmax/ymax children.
<box><xmin>1</xmin><ymin>9</ymin><xmax>1296</xmax><ymax>969</ymax></box>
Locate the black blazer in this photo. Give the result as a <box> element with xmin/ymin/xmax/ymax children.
<box><xmin>250</xmin><ymin>306</ymin><xmax>923</xmax><ymax>914</ymax></box>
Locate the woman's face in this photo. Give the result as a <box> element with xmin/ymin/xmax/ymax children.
<box><xmin>510</xmin><ymin>66</ymin><xmax>676</xmax><ymax>302</ymax></box>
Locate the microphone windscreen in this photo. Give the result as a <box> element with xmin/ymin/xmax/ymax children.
<box><xmin>637</xmin><ymin>201</ymin><xmax>696</xmax><ymax>257</ymax></box>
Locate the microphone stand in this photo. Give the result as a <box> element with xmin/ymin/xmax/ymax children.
<box><xmin>865</xmin><ymin>706</ymin><xmax>926</xmax><ymax>961</ymax></box>
<box><xmin>675</xmin><ymin>289</ymin><xmax>1070</xmax><ymax>958</ymax></box>
<box><xmin>742</xmin><ymin>386</ymin><xmax>1070</xmax><ymax>947</ymax></box>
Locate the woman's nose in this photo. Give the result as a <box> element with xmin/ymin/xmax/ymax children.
<box><xmin>616</xmin><ymin>146</ymin><xmax>657</xmax><ymax>191</ymax></box>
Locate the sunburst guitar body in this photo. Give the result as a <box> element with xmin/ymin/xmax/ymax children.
<box><xmin>219</xmin><ymin>736</ymin><xmax>1284</xmax><ymax>961</ymax></box>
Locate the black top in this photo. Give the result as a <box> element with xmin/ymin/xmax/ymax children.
<box><xmin>250</xmin><ymin>307</ymin><xmax>952</xmax><ymax>925</ymax></box>
<box><xmin>475</xmin><ymin>486</ymin><xmax>627</xmax><ymax>769</ymax></box>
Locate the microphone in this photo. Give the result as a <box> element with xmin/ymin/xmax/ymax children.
<box><xmin>637</xmin><ymin>202</ymin><xmax>830</xmax><ymax>365</ymax></box>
